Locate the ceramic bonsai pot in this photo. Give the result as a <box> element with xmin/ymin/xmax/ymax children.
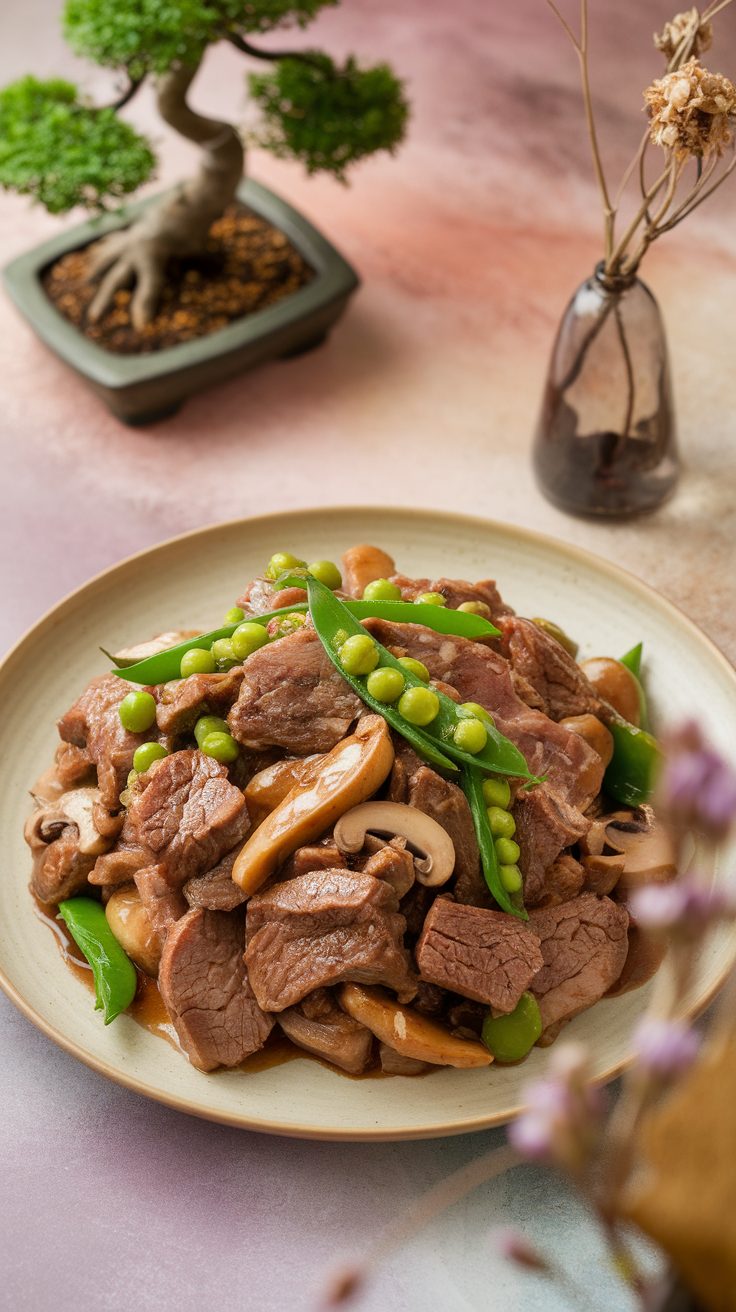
<box><xmin>2</xmin><ymin>178</ymin><xmax>359</xmax><ymax>425</ymax></box>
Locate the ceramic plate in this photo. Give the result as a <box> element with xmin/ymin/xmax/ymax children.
<box><xmin>2</xmin><ymin>507</ymin><xmax>735</xmax><ymax>1141</ymax></box>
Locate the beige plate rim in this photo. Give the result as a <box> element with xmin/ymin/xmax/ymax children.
<box><xmin>1</xmin><ymin>505</ymin><xmax>734</xmax><ymax>1141</ymax></box>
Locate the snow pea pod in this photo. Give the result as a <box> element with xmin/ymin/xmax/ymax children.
<box><xmin>110</xmin><ymin>599</ymin><xmax>499</xmax><ymax>686</ymax></box>
<box><xmin>57</xmin><ymin>897</ymin><xmax>137</xmax><ymax>1024</ymax></box>
<box><xmin>604</xmin><ymin>718</ymin><xmax>663</xmax><ymax>808</ymax></box>
<box><xmin>285</xmin><ymin>571</ymin><xmax>543</xmax><ymax>784</ymax></box>
<box><xmin>619</xmin><ymin>642</ymin><xmax>648</xmax><ymax>731</ymax></box>
<box><xmin>461</xmin><ymin>764</ymin><xmax>528</xmax><ymax>919</ymax></box>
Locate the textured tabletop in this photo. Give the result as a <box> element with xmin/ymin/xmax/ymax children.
<box><xmin>1</xmin><ymin>0</ymin><xmax>734</xmax><ymax>1308</ymax></box>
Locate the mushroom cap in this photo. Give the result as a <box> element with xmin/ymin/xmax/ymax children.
<box><xmin>333</xmin><ymin>801</ymin><xmax>456</xmax><ymax>888</ymax></box>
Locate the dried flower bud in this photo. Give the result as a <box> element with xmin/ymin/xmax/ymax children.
<box><xmin>644</xmin><ymin>59</ymin><xmax>736</xmax><ymax>158</ymax></box>
<box><xmin>654</xmin><ymin>9</ymin><xmax>713</xmax><ymax>64</ymax></box>
<box><xmin>491</xmin><ymin>1226</ymin><xmax>549</xmax><ymax>1272</ymax></box>
<box><xmin>323</xmin><ymin>1266</ymin><xmax>363</xmax><ymax>1305</ymax></box>
<box><xmin>508</xmin><ymin>1043</ymin><xmax>604</xmax><ymax>1177</ymax></box>
<box><xmin>632</xmin><ymin>1016</ymin><xmax>701</xmax><ymax>1079</ymax></box>
<box><xmin>657</xmin><ymin>720</ymin><xmax>736</xmax><ymax>840</ymax></box>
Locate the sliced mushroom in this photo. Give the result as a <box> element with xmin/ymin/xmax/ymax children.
<box><xmin>339</xmin><ymin>983</ymin><xmax>492</xmax><ymax>1068</ymax></box>
<box><xmin>24</xmin><ymin>788</ymin><xmax>114</xmax><ymax>860</ymax></box>
<box><xmin>333</xmin><ymin>801</ymin><xmax>455</xmax><ymax>888</ymax></box>
<box><xmin>105</xmin><ymin>884</ymin><xmax>162</xmax><ymax>976</ymax></box>
<box><xmin>378</xmin><ymin>1043</ymin><xmax>431</xmax><ymax>1076</ymax></box>
<box><xmin>579</xmin><ymin>657</ymin><xmax>640</xmax><ymax>726</ymax></box>
<box><xmin>581</xmin><ymin>852</ymin><xmax>626</xmax><ymax>896</ymax></box>
<box><xmin>341</xmin><ymin>544</ymin><xmax>397</xmax><ymax>598</ymax></box>
<box><xmin>605</xmin><ymin>806</ymin><xmax>676</xmax><ymax>887</ymax></box>
<box><xmin>232</xmin><ymin>716</ymin><xmax>395</xmax><ymax>896</ymax></box>
<box><xmin>244</xmin><ymin>754</ymin><xmax>327</xmax><ymax>823</ymax></box>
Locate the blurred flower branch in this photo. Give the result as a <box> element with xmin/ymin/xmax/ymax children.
<box><xmin>545</xmin><ymin>1</ymin><xmax>736</xmax><ymax>286</ymax></box>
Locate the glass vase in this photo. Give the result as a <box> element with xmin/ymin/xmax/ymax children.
<box><xmin>533</xmin><ymin>264</ymin><xmax>680</xmax><ymax>517</ymax></box>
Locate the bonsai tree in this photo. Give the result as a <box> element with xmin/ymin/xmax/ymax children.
<box><xmin>0</xmin><ymin>0</ymin><xmax>408</xmax><ymax>329</ymax></box>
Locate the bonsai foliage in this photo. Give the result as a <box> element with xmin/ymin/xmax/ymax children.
<box><xmin>0</xmin><ymin>0</ymin><xmax>408</xmax><ymax>326</ymax></box>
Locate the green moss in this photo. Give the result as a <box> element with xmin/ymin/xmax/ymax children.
<box><xmin>0</xmin><ymin>76</ymin><xmax>156</xmax><ymax>212</ymax></box>
<box><xmin>249</xmin><ymin>55</ymin><xmax>409</xmax><ymax>181</ymax></box>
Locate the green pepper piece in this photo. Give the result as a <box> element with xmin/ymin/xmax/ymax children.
<box><xmin>109</xmin><ymin>599</ymin><xmax>500</xmax><ymax>687</ymax></box>
<box><xmin>604</xmin><ymin>719</ymin><xmax>663</xmax><ymax>808</ymax></box>
<box><xmin>619</xmin><ymin>642</ymin><xmax>648</xmax><ymax>732</ymax></box>
<box><xmin>57</xmin><ymin>897</ymin><xmax>137</xmax><ymax>1024</ymax></box>
<box><xmin>284</xmin><ymin>571</ymin><xmax>543</xmax><ymax>783</ymax></box>
<box><xmin>461</xmin><ymin>764</ymin><xmax>528</xmax><ymax>919</ymax></box>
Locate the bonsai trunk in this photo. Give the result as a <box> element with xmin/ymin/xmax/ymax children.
<box><xmin>88</xmin><ymin>63</ymin><xmax>244</xmax><ymax>330</ymax></box>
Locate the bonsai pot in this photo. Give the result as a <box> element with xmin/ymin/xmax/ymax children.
<box><xmin>2</xmin><ymin>178</ymin><xmax>359</xmax><ymax>425</ymax></box>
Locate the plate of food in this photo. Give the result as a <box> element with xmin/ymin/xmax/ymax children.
<box><xmin>2</xmin><ymin>506</ymin><xmax>735</xmax><ymax>1140</ymax></box>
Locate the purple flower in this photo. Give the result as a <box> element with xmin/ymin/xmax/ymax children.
<box><xmin>660</xmin><ymin>721</ymin><xmax>736</xmax><ymax>838</ymax></box>
<box><xmin>631</xmin><ymin>877</ymin><xmax>735</xmax><ymax>935</ymax></box>
<box><xmin>633</xmin><ymin>1017</ymin><xmax>700</xmax><ymax>1078</ymax></box>
<box><xmin>508</xmin><ymin>1043</ymin><xmax>603</xmax><ymax>1175</ymax></box>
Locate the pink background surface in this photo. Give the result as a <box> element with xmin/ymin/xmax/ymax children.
<box><xmin>1</xmin><ymin>0</ymin><xmax>734</xmax><ymax>1307</ymax></box>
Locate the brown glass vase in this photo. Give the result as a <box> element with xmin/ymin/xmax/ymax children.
<box><xmin>533</xmin><ymin>264</ymin><xmax>680</xmax><ymax>517</ymax></box>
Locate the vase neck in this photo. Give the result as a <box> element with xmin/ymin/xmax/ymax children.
<box><xmin>594</xmin><ymin>261</ymin><xmax>638</xmax><ymax>294</ymax></box>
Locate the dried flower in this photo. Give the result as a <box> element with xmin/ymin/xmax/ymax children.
<box><xmin>654</xmin><ymin>9</ymin><xmax>713</xmax><ymax>64</ymax></box>
<box><xmin>644</xmin><ymin>59</ymin><xmax>736</xmax><ymax>158</ymax></box>
<box><xmin>508</xmin><ymin>1043</ymin><xmax>604</xmax><ymax>1177</ymax></box>
<box><xmin>658</xmin><ymin>720</ymin><xmax>736</xmax><ymax>839</ymax></box>
<box><xmin>491</xmin><ymin>1227</ymin><xmax>549</xmax><ymax>1272</ymax></box>
<box><xmin>632</xmin><ymin>1017</ymin><xmax>701</xmax><ymax>1079</ymax></box>
<box><xmin>323</xmin><ymin>1267</ymin><xmax>363</xmax><ymax>1306</ymax></box>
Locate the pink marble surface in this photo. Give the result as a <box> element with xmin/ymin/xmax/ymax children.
<box><xmin>0</xmin><ymin>0</ymin><xmax>733</xmax><ymax>1307</ymax></box>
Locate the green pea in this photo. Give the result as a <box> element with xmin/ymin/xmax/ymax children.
<box><xmin>397</xmin><ymin>656</ymin><xmax>430</xmax><ymax>683</ymax></box>
<box><xmin>415</xmin><ymin>592</ymin><xmax>446</xmax><ymax>606</ymax></box>
<box><xmin>308</xmin><ymin>560</ymin><xmax>342</xmax><ymax>590</ymax></box>
<box><xmin>482</xmin><ymin>776</ymin><xmax>511</xmax><ymax>810</ymax></box>
<box><xmin>200</xmin><ymin>731</ymin><xmax>240</xmax><ymax>763</ymax></box>
<box><xmin>363</xmin><ymin>578</ymin><xmax>402</xmax><ymax>602</ymax></box>
<box><xmin>339</xmin><ymin>634</ymin><xmax>380</xmax><ymax>676</ymax></box>
<box><xmin>499</xmin><ymin>863</ymin><xmax>523</xmax><ymax>893</ymax></box>
<box><xmin>461</xmin><ymin>701</ymin><xmax>495</xmax><ymax>726</ymax></box>
<box><xmin>481</xmin><ymin>992</ymin><xmax>541</xmax><ymax>1062</ymax></box>
<box><xmin>332</xmin><ymin>628</ymin><xmax>350</xmax><ymax>651</ymax></box>
<box><xmin>180</xmin><ymin>647</ymin><xmax>216</xmax><ymax>677</ymax></box>
<box><xmin>118</xmin><ymin>690</ymin><xmax>157</xmax><ymax>733</ymax></box>
<box><xmin>398</xmin><ymin>686</ymin><xmax>440</xmax><ymax>726</ymax></box>
<box><xmin>487</xmin><ymin>806</ymin><xmax>516</xmax><ymax>839</ymax></box>
<box><xmin>194</xmin><ymin>715</ymin><xmax>230</xmax><ymax>747</ymax></box>
<box><xmin>231</xmin><ymin>622</ymin><xmax>269</xmax><ymax>660</ymax></box>
<box><xmin>132</xmin><ymin>741</ymin><xmax>168</xmax><ymax>773</ymax></box>
<box><xmin>495</xmin><ymin>836</ymin><xmax>521</xmax><ymax>866</ymax></box>
<box><xmin>211</xmin><ymin>638</ymin><xmax>238</xmax><ymax>669</ymax></box>
<box><xmin>366</xmin><ymin>667</ymin><xmax>405</xmax><ymax>703</ymax></box>
<box><xmin>453</xmin><ymin>718</ymin><xmax>487</xmax><ymax>754</ymax></box>
<box><xmin>265</xmin><ymin>551</ymin><xmax>306</xmax><ymax>581</ymax></box>
<box><xmin>223</xmin><ymin>607</ymin><xmax>245</xmax><ymax>624</ymax></box>
<box><xmin>270</xmin><ymin>612</ymin><xmax>306</xmax><ymax>639</ymax></box>
<box><xmin>457</xmin><ymin>600</ymin><xmax>491</xmax><ymax>618</ymax></box>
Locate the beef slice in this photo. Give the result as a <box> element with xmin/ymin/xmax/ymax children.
<box><xmin>183</xmin><ymin>842</ymin><xmax>248</xmax><ymax>912</ymax></box>
<box><xmin>159</xmin><ymin>907</ymin><xmax>274</xmax><ymax>1071</ymax></box>
<box><xmin>407</xmin><ymin>765</ymin><xmax>486</xmax><ymax>907</ymax></box>
<box><xmin>57</xmin><ymin>673</ymin><xmax>157</xmax><ymax>812</ymax></box>
<box><xmin>154</xmin><ymin>667</ymin><xmax>244</xmax><ymax>737</ymax></box>
<box><xmin>496</xmin><ymin>616</ymin><xmax>602</xmax><ymax>721</ymax></box>
<box><xmin>228</xmin><ymin>625</ymin><xmax>362</xmax><ymax>754</ymax></box>
<box><xmin>416</xmin><ymin>898</ymin><xmax>543</xmax><ymax>1013</ymax></box>
<box><xmin>245</xmin><ymin>868</ymin><xmax>417</xmax><ymax>1012</ymax></box>
<box><xmin>529</xmin><ymin>893</ymin><xmax>630</xmax><ymax>1034</ymax></box>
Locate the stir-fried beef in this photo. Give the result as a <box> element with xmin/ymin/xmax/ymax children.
<box><xmin>407</xmin><ymin>765</ymin><xmax>487</xmax><ymax>907</ymax></box>
<box><xmin>122</xmin><ymin>749</ymin><xmax>250</xmax><ymax>932</ymax></box>
<box><xmin>359</xmin><ymin>840</ymin><xmax>415</xmax><ymax>898</ymax></box>
<box><xmin>278</xmin><ymin>841</ymin><xmax>348</xmax><ymax>882</ymax></box>
<box><xmin>416</xmin><ymin>898</ymin><xmax>543</xmax><ymax>1013</ymax></box>
<box><xmin>183</xmin><ymin>842</ymin><xmax>248</xmax><ymax>912</ymax></box>
<box><xmin>159</xmin><ymin>907</ymin><xmax>274</xmax><ymax>1071</ymax></box>
<box><xmin>154</xmin><ymin>667</ymin><xmax>244</xmax><ymax>737</ymax></box>
<box><xmin>57</xmin><ymin>673</ymin><xmax>156</xmax><ymax>811</ymax></box>
<box><xmin>27</xmin><ymin>825</ymin><xmax>96</xmax><ymax>903</ymax></box>
<box><xmin>532</xmin><ymin>853</ymin><xmax>586</xmax><ymax>908</ymax></box>
<box><xmin>399</xmin><ymin>881</ymin><xmax>438</xmax><ymax>940</ymax></box>
<box><xmin>497</xmin><ymin>617</ymin><xmax>602</xmax><ymax>721</ymax></box>
<box><xmin>388</xmin><ymin>574</ymin><xmax>513</xmax><ymax>619</ymax></box>
<box><xmin>235</xmin><ymin>576</ymin><xmax>308</xmax><ymax>615</ymax></box>
<box><xmin>245</xmin><ymin>868</ymin><xmax>417</xmax><ymax>1012</ymax></box>
<box><xmin>277</xmin><ymin>987</ymin><xmax>374</xmax><ymax>1073</ymax></box>
<box><xmin>361</xmin><ymin>620</ymin><xmax>601</xmax><ymax>901</ymax></box>
<box><xmin>386</xmin><ymin>735</ymin><xmax>425</xmax><ymax>803</ymax></box>
<box><xmin>135</xmin><ymin>865</ymin><xmax>189</xmax><ymax>938</ymax></box>
<box><xmin>513</xmin><ymin>792</ymin><xmax>590</xmax><ymax>904</ymax></box>
<box><xmin>54</xmin><ymin>741</ymin><xmax>95</xmax><ymax>789</ymax></box>
<box><xmin>89</xmin><ymin>837</ymin><xmax>150</xmax><ymax>886</ymax></box>
<box><xmin>412</xmin><ymin>979</ymin><xmax>448</xmax><ymax>1016</ymax></box>
<box><xmin>529</xmin><ymin>893</ymin><xmax>629</xmax><ymax>1035</ymax></box>
<box><xmin>228</xmin><ymin>625</ymin><xmax>362</xmax><ymax>755</ymax></box>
